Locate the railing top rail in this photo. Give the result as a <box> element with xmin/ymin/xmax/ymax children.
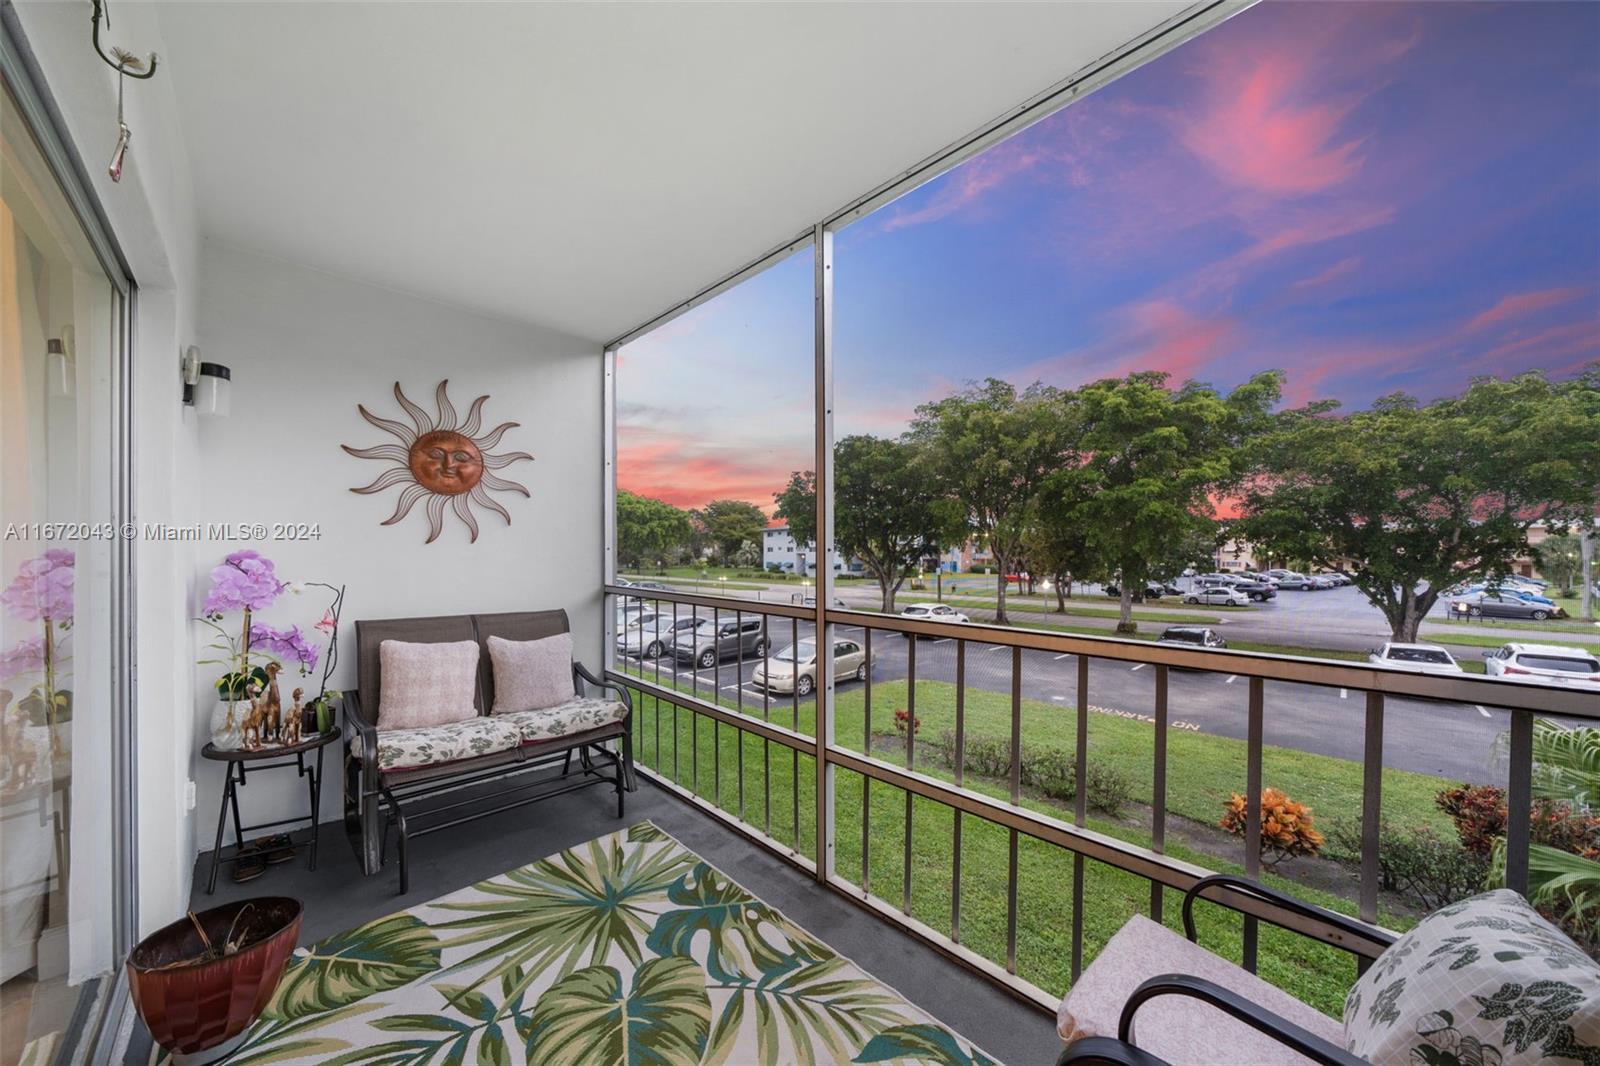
<box><xmin>606</xmin><ymin>584</ymin><xmax>1599</xmax><ymax>718</ymax></box>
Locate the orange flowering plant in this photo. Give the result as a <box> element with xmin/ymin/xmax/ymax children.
<box><xmin>1220</xmin><ymin>788</ymin><xmax>1326</xmax><ymax>867</ymax></box>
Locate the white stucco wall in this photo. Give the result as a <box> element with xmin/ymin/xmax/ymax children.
<box><xmin>188</xmin><ymin>243</ymin><xmax>604</xmax><ymax>855</ymax></box>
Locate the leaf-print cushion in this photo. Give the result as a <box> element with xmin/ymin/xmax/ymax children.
<box><xmin>376</xmin><ymin>715</ymin><xmax>522</xmax><ymax>770</ymax></box>
<box><xmin>1343</xmin><ymin>889</ymin><xmax>1600</xmax><ymax>1065</ymax></box>
<box><xmin>495</xmin><ymin>696</ymin><xmax>627</xmax><ymax>745</ymax></box>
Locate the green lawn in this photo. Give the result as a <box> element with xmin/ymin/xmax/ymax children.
<box><xmin>619</xmin><ymin>674</ymin><xmax>1466</xmax><ymax>1015</ymax></box>
<box><xmin>1426</xmin><ymin>630</ymin><xmax>1600</xmax><ymax>658</ymax></box>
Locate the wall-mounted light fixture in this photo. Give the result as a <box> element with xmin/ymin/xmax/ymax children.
<box><xmin>181</xmin><ymin>345</ymin><xmax>230</xmax><ymax>416</ymax></box>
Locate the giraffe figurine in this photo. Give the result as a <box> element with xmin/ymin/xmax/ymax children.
<box><xmin>283</xmin><ymin>688</ymin><xmax>303</xmax><ymax>746</ymax></box>
<box><xmin>261</xmin><ymin>662</ymin><xmax>283</xmax><ymax>744</ymax></box>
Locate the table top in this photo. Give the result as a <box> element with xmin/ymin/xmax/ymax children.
<box><xmin>202</xmin><ymin>729</ymin><xmax>339</xmax><ymax>761</ymax></box>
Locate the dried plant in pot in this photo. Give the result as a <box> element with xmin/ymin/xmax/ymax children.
<box><xmin>126</xmin><ymin>897</ymin><xmax>302</xmax><ymax>1064</ymax></box>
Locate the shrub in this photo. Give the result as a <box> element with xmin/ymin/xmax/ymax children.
<box><xmin>1327</xmin><ymin>820</ymin><xmax>1490</xmax><ymax>912</ymax></box>
<box><xmin>1220</xmin><ymin>788</ymin><xmax>1326</xmax><ymax>867</ymax></box>
<box><xmin>892</xmin><ymin>709</ymin><xmax>921</xmax><ymax>736</ymax></box>
<box><xmin>930</xmin><ymin>732</ymin><xmax>1133</xmax><ymax>816</ymax></box>
<box><xmin>1437</xmin><ymin>784</ymin><xmax>1600</xmax><ymax>860</ymax></box>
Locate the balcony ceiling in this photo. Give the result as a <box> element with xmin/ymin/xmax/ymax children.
<box><xmin>153</xmin><ymin>1</ymin><xmax>1189</xmax><ymax>344</ymax></box>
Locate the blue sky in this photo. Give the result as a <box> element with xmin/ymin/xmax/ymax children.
<box><xmin>621</xmin><ymin>0</ymin><xmax>1600</xmax><ymax>511</ymax></box>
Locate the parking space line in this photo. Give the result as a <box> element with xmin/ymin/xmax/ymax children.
<box><xmin>1476</xmin><ymin>705</ymin><xmax>1491</xmax><ymax>718</ymax></box>
<box><xmin>985</xmin><ymin>645</ymin><xmax>1006</xmax><ymax>653</ymax></box>
<box><xmin>1225</xmin><ymin>675</ymin><xmax>1237</xmax><ymax>684</ymax></box>
<box><xmin>1051</xmin><ymin>696</ymin><xmax>1066</xmax><ymax>702</ymax></box>
<box><xmin>1339</xmin><ymin>688</ymin><xmax>1347</xmax><ymax>699</ymax></box>
<box><xmin>1130</xmin><ymin>663</ymin><xmax>1146</xmax><ymax>672</ymax></box>
<box><xmin>931</xmin><ymin>638</ymin><xmax>952</xmax><ymax>645</ymax></box>
<box><xmin>1053</xmin><ymin>653</ymin><xmax>1071</xmax><ymax>661</ymax></box>
<box><xmin>720</xmin><ymin>685</ymin><xmax>741</xmax><ymax>692</ymax></box>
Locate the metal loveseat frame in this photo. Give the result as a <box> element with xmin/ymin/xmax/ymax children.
<box><xmin>343</xmin><ymin>609</ymin><xmax>635</xmax><ymax>893</ymax></box>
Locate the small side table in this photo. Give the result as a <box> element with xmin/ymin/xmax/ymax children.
<box><xmin>201</xmin><ymin>729</ymin><xmax>340</xmax><ymax>894</ymax></box>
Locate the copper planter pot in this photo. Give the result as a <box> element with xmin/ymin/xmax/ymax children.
<box><xmin>126</xmin><ymin>897</ymin><xmax>303</xmax><ymax>1064</ymax></box>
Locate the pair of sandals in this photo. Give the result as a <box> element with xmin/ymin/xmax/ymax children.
<box><xmin>232</xmin><ymin>834</ymin><xmax>295</xmax><ymax>883</ymax></box>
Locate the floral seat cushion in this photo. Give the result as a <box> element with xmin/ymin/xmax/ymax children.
<box><xmin>495</xmin><ymin>696</ymin><xmax>627</xmax><ymax>745</ymax></box>
<box><xmin>1343</xmin><ymin>888</ymin><xmax>1600</xmax><ymax>1066</ymax></box>
<box><xmin>1057</xmin><ymin>914</ymin><xmax>1343</xmax><ymax>1065</ymax></box>
<box><xmin>376</xmin><ymin>716</ymin><xmax>522</xmax><ymax>771</ymax></box>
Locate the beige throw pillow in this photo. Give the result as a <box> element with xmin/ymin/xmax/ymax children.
<box><xmin>376</xmin><ymin>639</ymin><xmax>481</xmax><ymax>731</ymax></box>
<box><xmin>488</xmin><ymin>633</ymin><xmax>574</xmax><ymax>714</ymax></box>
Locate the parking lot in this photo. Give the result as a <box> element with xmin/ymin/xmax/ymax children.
<box><xmin>615</xmin><ymin>610</ymin><xmax>1591</xmax><ymax>783</ymax></box>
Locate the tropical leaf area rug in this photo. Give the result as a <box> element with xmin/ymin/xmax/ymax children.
<box><xmin>160</xmin><ymin>822</ymin><xmax>998</xmax><ymax>1065</ymax></box>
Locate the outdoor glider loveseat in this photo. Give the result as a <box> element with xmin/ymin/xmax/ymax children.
<box><xmin>1055</xmin><ymin>875</ymin><xmax>1600</xmax><ymax>1066</ymax></box>
<box><xmin>343</xmin><ymin>609</ymin><xmax>635</xmax><ymax>893</ymax></box>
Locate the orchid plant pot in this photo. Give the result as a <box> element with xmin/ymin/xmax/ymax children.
<box><xmin>209</xmin><ymin>699</ymin><xmax>244</xmax><ymax>752</ymax></box>
<box><xmin>126</xmin><ymin>897</ymin><xmax>302</xmax><ymax>1065</ymax></box>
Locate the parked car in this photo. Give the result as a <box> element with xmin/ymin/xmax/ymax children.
<box><xmin>1459</xmin><ymin>584</ymin><xmax>1556</xmax><ymax>606</ymax></box>
<box><xmin>1198</xmin><ymin>576</ymin><xmax>1276</xmax><ymax>602</ymax></box>
<box><xmin>1265</xmin><ymin>570</ymin><xmax>1315</xmax><ymax>590</ymax></box>
<box><xmin>898</xmin><ymin>602</ymin><xmax>969</xmax><ymax>636</ymax></box>
<box><xmin>751</xmin><ymin>637</ymin><xmax>873</xmax><ymax>696</ymax></box>
<box><xmin>1482</xmin><ymin>643</ymin><xmax>1600</xmax><ymax>690</ymax></box>
<box><xmin>1104</xmin><ymin>581</ymin><xmax>1169</xmax><ymax>599</ymax></box>
<box><xmin>631</xmin><ymin>581</ymin><xmax>671</xmax><ymax>592</ymax></box>
<box><xmin>1449</xmin><ymin>590</ymin><xmax>1561</xmax><ymax>622</ymax></box>
<box><xmin>1241</xmin><ymin>571</ymin><xmax>1281</xmax><ymax>588</ymax></box>
<box><xmin>1366</xmin><ymin>642</ymin><xmax>1463</xmax><ymax>675</ymax></box>
<box><xmin>616</xmin><ymin>613</ymin><xmax>704</xmax><ymax>659</ymax></box>
<box><xmin>1315</xmin><ymin>572</ymin><xmax>1354</xmax><ymax>587</ymax></box>
<box><xmin>1184</xmin><ymin>585</ymin><xmax>1250</xmax><ymax>608</ymax></box>
<box><xmin>670</xmin><ymin>615</ymin><xmax>769</xmax><ymax>667</ymax></box>
<box><xmin>1157</xmin><ymin>626</ymin><xmax>1228</xmax><ymax>651</ymax></box>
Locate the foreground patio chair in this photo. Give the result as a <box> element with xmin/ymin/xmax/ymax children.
<box><xmin>1056</xmin><ymin>876</ymin><xmax>1600</xmax><ymax>1066</ymax></box>
<box><xmin>344</xmin><ymin>609</ymin><xmax>635</xmax><ymax>893</ymax></box>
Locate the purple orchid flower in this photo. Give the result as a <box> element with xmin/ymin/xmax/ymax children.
<box><xmin>202</xmin><ymin>550</ymin><xmax>286</xmax><ymax>616</ymax></box>
<box><xmin>1</xmin><ymin>550</ymin><xmax>75</xmax><ymax>623</ymax></box>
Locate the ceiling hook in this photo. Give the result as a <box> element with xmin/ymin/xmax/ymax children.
<box><xmin>91</xmin><ymin>0</ymin><xmax>158</xmax><ymax>79</ymax></box>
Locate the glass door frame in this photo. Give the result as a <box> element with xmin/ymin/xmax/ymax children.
<box><xmin>2</xmin><ymin>0</ymin><xmax>140</xmax><ymax>994</ymax></box>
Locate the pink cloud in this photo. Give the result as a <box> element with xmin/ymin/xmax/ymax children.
<box><xmin>1463</xmin><ymin>287</ymin><xmax>1588</xmax><ymax>333</ymax></box>
<box><xmin>618</xmin><ymin>430</ymin><xmax>796</xmax><ymax>513</ymax></box>
<box><xmin>1290</xmin><ymin>255</ymin><xmax>1362</xmax><ymax>290</ymax></box>
<box><xmin>881</xmin><ymin>139</ymin><xmax>1045</xmax><ymax>232</ymax></box>
<box><xmin>1179</xmin><ymin>55</ymin><xmax>1368</xmax><ymax>196</ymax></box>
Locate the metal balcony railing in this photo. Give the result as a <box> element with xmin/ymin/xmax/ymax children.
<box><xmin>602</xmin><ymin>583</ymin><xmax>1597</xmax><ymax>1011</ymax></box>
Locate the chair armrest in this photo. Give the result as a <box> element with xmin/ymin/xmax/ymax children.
<box><xmin>573</xmin><ymin>661</ymin><xmax>632</xmax><ymax>717</ymax></box>
<box><xmin>1118</xmin><ymin>974</ymin><xmax>1362</xmax><ymax>1066</ymax></box>
<box><xmin>1057</xmin><ymin>1036</ymin><xmax>1172</xmax><ymax>1066</ymax></box>
<box><xmin>343</xmin><ymin>690</ymin><xmax>378</xmax><ymax>770</ymax></box>
<box><xmin>1182</xmin><ymin>873</ymin><xmax>1395</xmax><ymax>954</ymax></box>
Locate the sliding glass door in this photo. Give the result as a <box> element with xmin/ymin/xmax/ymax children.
<box><xmin>0</xmin><ymin>75</ymin><xmax>131</xmax><ymax>1064</ymax></box>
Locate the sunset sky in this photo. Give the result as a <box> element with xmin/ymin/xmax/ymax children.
<box><xmin>619</xmin><ymin>0</ymin><xmax>1600</xmax><ymax>512</ymax></box>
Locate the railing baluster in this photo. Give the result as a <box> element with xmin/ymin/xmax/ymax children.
<box><xmin>1360</xmin><ymin>691</ymin><xmax>1384</xmax><ymax>928</ymax></box>
<box><xmin>736</xmin><ymin>609</ymin><xmax>744</xmax><ymax>716</ymax></box>
<box><xmin>953</xmin><ymin>638</ymin><xmax>966</xmax><ymax>943</ymax></box>
<box><xmin>791</xmin><ymin>616</ymin><xmax>800</xmax><ymax>851</ymax></box>
<box><xmin>1007</xmin><ymin>827</ymin><xmax>1020</xmax><ymax>975</ymax></box>
<box><xmin>1506</xmin><ymin>709</ymin><xmax>1533</xmax><ymax>895</ymax></box>
<box><xmin>1072</xmin><ymin>654</ymin><xmax>1088</xmax><ymax>982</ymax></box>
<box><xmin>673</xmin><ymin>701</ymin><xmax>680</xmax><ymax>784</ymax></box>
<box><xmin>864</xmin><ymin>627</ymin><xmax>873</xmax><ymax>750</ymax></box>
<box><xmin>903</xmin><ymin>787</ymin><xmax>914</xmax><ymax>914</ymax></box>
<box><xmin>1010</xmin><ymin>647</ymin><xmax>1022</xmax><ymax>805</ymax></box>
<box><xmin>711</xmin><ymin>606</ymin><xmax>719</xmax><ymax>704</ymax></box>
<box><xmin>863</xmin><ymin>624</ymin><xmax>872</xmax><ymax>896</ymax></box>
<box><xmin>907</xmin><ymin>636</ymin><xmax>917</xmax><ymax>769</ymax></box>
<box><xmin>1244</xmin><ymin>677</ymin><xmax>1264</xmax><ymax>974</ymax></box>
<box><xmin>1151</xmin><ymin>664</ymin><xmax>1169</xmax><ymax>921</ymax></box>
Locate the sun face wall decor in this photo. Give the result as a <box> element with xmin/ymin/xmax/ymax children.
<box><xmin>343</xmin><ymin>381</ymin><xmax>532</xmax><ymax>543</ymax></box>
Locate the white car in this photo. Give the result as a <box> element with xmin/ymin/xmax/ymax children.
<box><xmin>1183</xmin><ymin>586</ymin><xmax>1250</xmax><ymax>608</ymax></box>
<box><xmin>1482</xmin><ymin>643</ymin><xmax>1600</xmax><ymax>690</ymax></box>
<box><xmin>898</xmin><ymin>603</ymin><xmax>969</xmax><ymax>636</ymax></box>
<box><xmin>1367</xmin><ymin>642</ymin><xmax>1463</xmax><ymax>675</ymax></box>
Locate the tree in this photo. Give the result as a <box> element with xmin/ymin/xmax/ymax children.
<box><xmin>732</xmin><ymin>539</ymin><xmax>762</xmax><ymax>569</ymax></box>
<box><xmin>1027</xmin><ymin>477</ymin><xmax>1102</xmax><ymax>612</ymax></box>
<box><xmin>773</xmin><ymin>470</ymin><xmax>817</xmax><ymax>573</ymax></box>
<box><xmin>1534</xmin><ymin>533</ymin><xmax>1583</xmax><ymax>595</ymax></box>
<box><xmin>615</xmin><ymin>491</ymin><xmax>693</xmax><ymax>569</ymax></box>
<box><xmin>835</xmin><ymin>435</ymin><xmax>960</xmax><ymax>613</ymax></box>
<box><xmin>909</xmin><ymin>379</ymin><xmax>1067</xmax><ymax>625</ymax></box>
<box><xmin>692</xmin><ymin>499</ymin><xmax>768</xmax><ymax>567</ymax></box>
<box><xmin>1066</xmin><ymin>371</ymin><xmax>1281</xmax><ymax>633</ymax></box>
<box><xmin>1237</xmin><ymin>369</ymin><xmax>1600</xmax><ymax>643</ymax></box>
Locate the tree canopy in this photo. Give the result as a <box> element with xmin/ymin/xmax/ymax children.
<box><xmin>1236</xmin><ymin>368</ymin><xmax>1600</xmax><ymax>642</ymax></box>
<box><xmin>772</xmin><ymin>470</ymin><xmax>817</xmax><ymax>551</ymax></box>
<box><xmin>692</xmin><ymin>499</ymin><xmax>769</xmax><ymax>567</ymax></box>
<box><xmin>615</xmin><ymin>491</ymin><xmax>693</xmax><ymax>569</ymax></box>
<box><xmin>909</xmin><ymin>379</ymin><xmax>1068</xmax><ymax>625</ymax></box>
<box><xmin>835</xmin><ymin>435</ymin><xmax>961</xmax><ymax>612</ymax></box>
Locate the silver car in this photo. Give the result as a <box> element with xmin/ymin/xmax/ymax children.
<box><xmin>1449</xmin><ymin>591</ymin><xmax>1559</xmax><ymax>622</ymax></box>
<box><xmin>1183</xmin><ymin>586</ymin><xmax>1249</xmax><ymax>607</ymax></box>
<box><xmin>616</xmin><ymin>613</ymin><xmax>703</xmax><ymax>659</ymax></box>
<box><xmin>751</xmin><ymin>637</ymin><xmax>873</xmax><ymax>697</ymax></box>
<box><xmin>670</xmin><ymin>615</ymin><xmax>770</xmax><ymax>668</ymax></box>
